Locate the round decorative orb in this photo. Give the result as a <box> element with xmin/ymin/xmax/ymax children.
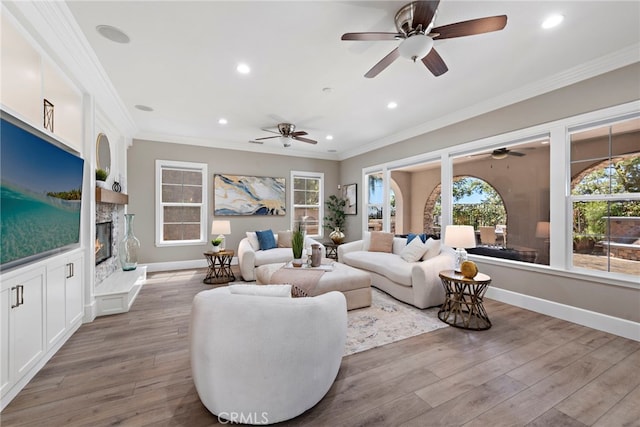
<box><xmin>460</xmin><ymin>261</ymin><xmax>478</xmax><ymax>279</ymax></box>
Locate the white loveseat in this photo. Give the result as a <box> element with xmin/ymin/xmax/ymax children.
<box><xmin>338</xmin><ymin>233</ymin><xmax>455</xmax><ymax>309</ymax></box>
<box><xmin>238</xmin><ymin>232</ymin><xmax>326</xmax><ymax>281</ymax></box>
<box><xmin>190</xmin><ymin>285</ymin><xmax>347</xmax><ymax>424</ymax></box>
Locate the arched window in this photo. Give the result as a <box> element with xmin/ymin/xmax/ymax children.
<box><xmin>426</xmin><ymin>176</ymin><xmax>506</xmax><ymax>232</ymax></box>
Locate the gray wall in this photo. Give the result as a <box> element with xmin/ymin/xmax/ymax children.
<box><xmin>127</xmin><ymin>139</ymin><xmax>339</xmax><ymax>264</ymax></box>
<box><xmin>339</xmin><ymin>63</ymin><xmax>640</xmax><ymax>322</ymax></box>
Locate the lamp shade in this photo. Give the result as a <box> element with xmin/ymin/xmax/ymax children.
<box><xmin>444</xmin><ymin>225</ymin><xmax>476</xmax><ymax>249</ymax></box>
<box><xmin>211</xmin><ymin>220</ymin><xmax>231</xmax><ymax>235</ymax></box>
<box><xmin>535</xmin><ymin>221</ymin><xmax>550</xmax><ymax>239</ymax></box>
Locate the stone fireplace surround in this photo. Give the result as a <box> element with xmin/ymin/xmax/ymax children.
<box><xmin>94</xmin><ymin>197</ymin><xmax>146</xmax><ymax>316</ymax></box>
<box><xmin>95</xmin><ymin>201</ymin><xmax>122</xmax><ymax>285</ymax></box>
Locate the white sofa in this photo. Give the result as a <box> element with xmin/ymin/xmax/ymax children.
<box><xmin>238</xmin><ymin>233</ymin><xmax>326</xmax><ymax>281</ymax></box>
<box><xmin>338</xmin><ymin>233</ymin><xmax>456</xmax><ymax>309</ymax></box>
<box><xmin>189</xmin><ymin>286</ymin><xmax>347</xmax><ymax>424</ymax></box>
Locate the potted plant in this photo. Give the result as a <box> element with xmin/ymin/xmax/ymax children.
<box><xmin>96</xmin><ymin>168</ymin><xmax>109</xmax><ymax>189</ymax></box>
<box><xmin>323</xmin><ymin>194</ymin><xmax>346</xmax><ymax>243</ymax></box>
<box><xmin>211</xmin><ymin>237</ymin><xmax>223</xmax><ymax>253</ymax></box>
<box><xmin>291</xmin><ymin>224</ymin><xmax>305</xmax><ymax>267</ymax></box>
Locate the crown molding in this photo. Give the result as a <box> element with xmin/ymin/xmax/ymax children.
<box><xmin>339</xmin><ymin>45</ymin><xmax>640</xmax><ymax>160</ymax></box>
<box><xmin>4</xmin><ymin>1</ymin><xmax>138</xmax><ymax>137</ymax></box>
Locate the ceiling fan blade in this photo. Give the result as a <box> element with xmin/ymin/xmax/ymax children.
<box><xmin>291</xmin><ymin>131</ymin><xmax>308</xmax><ymax>137</ymax></box>
<box><xmin>509</xmin><ymin>151</ymin><xmax>526</xmax><ymax>157</ymax></box>
<box><xmin>260</xmin><ymin>128</ymin><xmax>281</xmax><ymax>135</ymax></box>
<box><xmin>254</xmin><ymin>135</ymin><xmax>281</xmax><ymax>141</ymax></box>
<box><xmin>365</xmin><ymin>47</ymin><xmax>400</xmax><ymax>78</ymax></box>
<box><xmin>421</xmin><ymin>48</ymin><xmax>448</xmax><ymax>76</ymax></box>
<box><xmin>293</xmin><ymin>136</ymin><xmax>318</xmax><ymax>145</ymax></box>
<box><xmin>413</xmin><ymin>1</ymin><xmax>440</xmax><ymax>28</ymax></box>
<box><xmin>431</xmin><ymin>15</ymin><xmax>507</xmax><ymax>39</ymax></box>
<box><xmin>341</xmin><ymin>32</ymin><xmax>402</xmax><ymax>41</ymax></box>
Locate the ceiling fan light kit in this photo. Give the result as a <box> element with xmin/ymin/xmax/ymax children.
<box><xmin>398</xmin><ymin>34</ymin><xmax>434</xmax><ymax>61</ymax></box>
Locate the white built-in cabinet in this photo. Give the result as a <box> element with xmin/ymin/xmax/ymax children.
<box><xmin>0</xmin><ymin>250</ymin><xmax>84</xmax><ymax>410</ymax></box>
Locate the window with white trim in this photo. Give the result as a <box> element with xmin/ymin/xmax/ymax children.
<box><xmin>291</xmin><ymin>171</ymin><xmax>323</xmax><ymax>237</ymax></box>
<box><xmin>569</xmin><ymin>115</ymin><xmax>640</xmax><ymax>276</ymax></box>
<box><xmin>155</xmin><ymin>160</ymin><xmax>208</xmax><ymax>246</ymax></box>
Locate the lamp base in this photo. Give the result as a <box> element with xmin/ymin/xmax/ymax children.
<box><xmin>217</xmin><ymin>234</ymin><xmax>226</xmax><ymax>251</ymax></box>
<box><xmin>454</xmin><ymin>248</ymin><xmax>468</xmax><ymax>272</ymax></box>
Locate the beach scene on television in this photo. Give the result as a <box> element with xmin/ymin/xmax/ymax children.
<box><xmin>1</xmin><ymin>117</ymin><xmax>84</xmax><ymax>268</ymax></box>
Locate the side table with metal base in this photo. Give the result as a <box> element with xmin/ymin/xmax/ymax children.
<box><xmin>323</xmin><ymin>241</ymin><xmax>342</xmax><ymax>260</ymax></box>
<box><xmin>438</xmin><ymin>270</ymin><xmax>492</xmax><ymax>330</ymax></box>
<box><xmin>203</xmin><ymin>250</ymin><xmax>235</xmax><ymax>285</ymax></box>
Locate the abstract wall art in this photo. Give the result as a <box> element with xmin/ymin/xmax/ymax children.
<box><xmin>214</xmin><ymin>174</ymin><xmax>286</xmax><ymax>216</ymax></box>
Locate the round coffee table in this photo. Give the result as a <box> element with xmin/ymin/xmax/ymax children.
<box><xmin>438</xmin><ymin>270</ymin><xmax>492</xmax><ymax>330</ymax></box>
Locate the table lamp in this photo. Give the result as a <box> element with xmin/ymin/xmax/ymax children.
<box><xmin>444</xmin><ymin>225</ymin><xmax>476</xmax><ymax>272</ymax></box>
<box><xmin>535</xmin><ymin>221</ymin><xmax>550</xmax><ymax>241</ymax></box>
<box><xmin>211</xmin><ymin>220</ymin><xmax>231</xmax><ymax>250</ymax></box>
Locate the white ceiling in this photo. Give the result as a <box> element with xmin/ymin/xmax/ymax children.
<box><xmin>66</xmin><ymin>1</ymin><xmax>640</xmax><ymax>160</ymax></box>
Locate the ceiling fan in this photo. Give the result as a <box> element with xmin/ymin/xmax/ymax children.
<box><xmin>341</xmin><ymin>0</ymin><xmax>507</xmax><ymax>78</ymax></box>
<box><xmin>489</xmin><ymin>148</ymin><xmax>526</xmax><ymax>159</ymax></box>
<box><xmin>249</xmin><ymin>123</ymin><xmax>318</xmax><ymax>147</ymax></box>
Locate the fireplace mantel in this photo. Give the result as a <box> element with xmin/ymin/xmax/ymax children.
<box><xmin>96</xmin><ymin>188</ymin><xmax>128</xmax><ymax>205</ymax></box>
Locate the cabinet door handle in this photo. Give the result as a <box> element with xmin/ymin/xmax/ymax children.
<box><xmin>11</xmin><ymin>286</ymin><xmax>19</xmax><ymax>308</ymax></box>
<box><xmin>18</xmin><ymin>285</ymin><xmax>24</xmax><ymax>306</ymax></box>
<box><xmin>66</xmin><ymin>262</ymin><xmax>74</xmax><ymax>279</ymax></box>
<box><xmin>10</xmin><ymin>285</ymin><xmax>23</xmax><ymax>308</ymax></box>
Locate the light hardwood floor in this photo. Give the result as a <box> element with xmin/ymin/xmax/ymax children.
<box><xmin>2</xmin><ymin>267</ymin><xmax>639</xmax><ymax>426</ymax></box>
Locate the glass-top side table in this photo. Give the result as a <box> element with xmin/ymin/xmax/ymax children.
<box><xmin>438</xmin><ymin>270</ymin><xmax>492</xmax><ymax>330</ymax></box>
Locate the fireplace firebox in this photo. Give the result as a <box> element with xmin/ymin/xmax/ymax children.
<box><xmin>96</xmin><ymin>221</ymin><xmax>112</xmax><ymax>265</ymax></box>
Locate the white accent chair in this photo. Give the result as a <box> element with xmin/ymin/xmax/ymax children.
<box><xmin>189</xmin><ymin>286</ymin><xmax>347</xmax><ymax>424</ymax></box>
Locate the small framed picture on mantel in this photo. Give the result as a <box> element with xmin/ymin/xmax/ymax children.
<box><xmin>342</xmin><ymin>183</ymin><xmax>357</xmax><ymax>215</ymax></box>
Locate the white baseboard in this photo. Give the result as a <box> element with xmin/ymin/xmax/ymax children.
<box><xmin>485</xmin><ymin>287</ymin><xmax>640</xmax><ymax>342</ymax></box>
<box><xmin>142</xmin><ymin>257</ymin><xmax>238</xmax><ymax>273</ymax></box>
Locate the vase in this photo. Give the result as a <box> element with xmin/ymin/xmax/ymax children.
<box><xmin>119</xmin><ymin>213</ymin><xmax>140</xmax><ymax>271</ymax></box>
<box><xmin>311</xmin><ymin>243</ymin><xmax>322</xmax><ymax>267</ymax></box>
<box><xmin>329</xmin><ymin>228</ymin><xmax>345</xmax><ymax>244</ymax></box>
<box><xmin>212</xmin><ymin>245</ymin><xmax>221</xmax><ymax>253</ymax></box>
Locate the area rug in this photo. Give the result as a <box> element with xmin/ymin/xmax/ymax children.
<box><xmin>345</xmin><ymin>288</ymin><xmax>448</xmax><ymax>356</ymax></box>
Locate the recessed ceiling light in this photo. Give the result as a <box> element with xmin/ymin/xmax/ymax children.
<box><xmin>541</xmin><ymin>140</ymin><xmax>549</xmax><ymax>144</ymax></box>
<box><xmin>218</xmin><ymin>118</ymin><xmax>228</xmax><ymax>125</ymax></box>
<box><xmin>96</xmin><ymin>25</ymin><xmax>130</xmax><ymax>44</ymax></box>
<box><xmin>387</xmin><ymin>102</ymin><xmax>398</xmax><ymax>109</ymax></box>
<box><xmin>134</xmin><ymin>104</ymin><xmax>153</xmax><ymax>112</ymax></box>
<box><xmin>236</xmin><ymin>63</ymin><xmax>251</xmax><ymax>74</ymax></box>
<box><xmin>328</xmin><ymin>149</ymin><xmax>337</xmax><ymax>153</ymax></box>
<box><xmin>542</xmin><ymin>14</ymin><xmax>564</xmax><ymax>29</ymax></box>
<box><xmin>326</xmin><ymin>135</ymin><xmax>334</xmax><ymax>140</ymax></box>
<box><xmin>322</xmin><ymin>87</ymin><xmax>333</xmax><ymax>94</ymax></box>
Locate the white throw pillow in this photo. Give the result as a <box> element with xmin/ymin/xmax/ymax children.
<box><xmin>400</xmin><ymin>236</ymin><xmax>428</xmax><ymax>262</ymax></box>
<box><xmin>229</xmin><ymin>284</ymin><xmax>292</xmax><ymax>298</ymax></box>
<box><xmin>422</xmin><ymin>238</ymin><xmax>442</xmax><ymax>260</ymax></box>
<box><xmin>245</xmin><ymin>231</ymin><xmax>260</xmax><ymax>251</ymax></box>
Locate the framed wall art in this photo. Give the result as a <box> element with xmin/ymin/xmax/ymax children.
<box><xmin>214</xmin><ymin>174</ymin><xmax>286</xmax><ymax>216</ymax></box>
<box><xmin>342</xmin><ymin>183</ymin><xmax>357</xmax><ymax>215</ymax></box>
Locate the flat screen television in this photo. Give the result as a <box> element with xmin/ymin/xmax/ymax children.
<box><xmin>1</xmin><ymin>110</ymin><xmax>84</xmax><ymax>271</ymax></box>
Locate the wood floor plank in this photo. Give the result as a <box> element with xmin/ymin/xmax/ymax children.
<box><xmin>555</xmin><ymin>349</ymin><xmax>640</xmax><ymax>425</ymax></box>
<box><xmin>465</xmin><ymin>355</ymin><xmax>615</xmax><ymax>427</ymax></box>
<box><xmin>404</xmin><ymin>375</ymin><xmax>527</xmax><ymax>427</ymax></box>
<box><xmin>1</xmin><ymin>267</ymin><xmax>636</xmax><ymax>427</ymax></box>
<box><xmin>592</xmin><ymin>384</ymin><xmax>640</xmax><ymax>427</ymax></box>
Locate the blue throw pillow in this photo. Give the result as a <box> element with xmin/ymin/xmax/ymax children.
<box><xmin>407</xmin><ymin>233</ymin><xmax>427</xmax><ymax>245</ymax></box>
<box><xmin>256</xmin><ymin>229</ymin><xmax>277</xmax><ymax>250</ymax></box>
